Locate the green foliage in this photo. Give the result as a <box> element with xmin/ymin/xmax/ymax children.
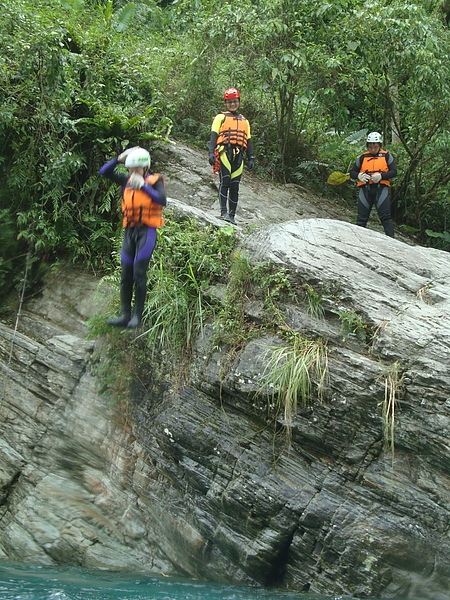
<box><xmin>305</xmin><ymin>284</ymin><xmax>325</xmax><ymax>319</ymax></box>
<box><xmin>113</xmin><ymin>214</ymin><xmax>237</xmax><ymax>367</ymax></box>
<box><xmin>216</xmin><ymin>255</ymin><xmax>294</xmax><ymax>348</ymax></box>
<box><xmin>255</xmin><ymin>263</ymin><xmax>293</xmax><ymax>303</ymax></box>
<box><xmin>88</xmin><ymin>325</ymin><xmax>150</xmax><ymax>424</ymax></box>
<box><xmin>257</xmin><ymin>331</ymin><xmax>328</xmax><ymax>444</ymax></box>
<box><xmin>0</xmin><ymin>209</ymin><xmax>20</xmax><ymax>296</ymax></box>
<box><xmin>92</xmin><ymin>219</ymin><xmax>309</xmax><ymax>418</ymax></box>
<box><xmin>88</xmin><ymin>215</ymin><xmax>239</xmax><ymax>389</ymax></box>
<box><xmin>378</xmin><ymin>361</ymin><xmax>404</xmax><ymax>462</ymax></box>
<box><xmin>140</xmin><ymin>257</ymin><xmax>207</xmax><ymax>366</ymax></box>
<box><xmin>339</xmin><ymin>309</ymin><xmax>367</xmax><ymax>344</ymax></box>
<box><xmin>318</xmin><ymin>129</ymin><xmax>366</xmax><ymax>178</ymax></box>
<box><xmin>335</xmin><ymin>1</ymin><xmax>450</xmax><ymax>244</ymax></box>
<box><xmin>0</xmin><ymin>0</ymin><xmax>172</xmax><ymax>290</ymax></box>
<box><xmin>213</xmin><ymin>250</ymin><xmax>256</xmax><ymax>355</ymax></box>
<box><xmin>425</xmin><ymin>228</ymin><xmax>450</xmax><ymax>250</ymax></box>
<box><xmin>94</xmin><ymin>214</ymin><xmax>329</xmax><ymax>446</ymax></box>
<box><xmin>241</xmin><ymin>0</ymin><xmax>353</xmax><ymax>179</ymax></box>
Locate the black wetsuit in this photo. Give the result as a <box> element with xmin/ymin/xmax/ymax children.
<box><xmin>350</xmin><ymin>151</ymin><xmax>397</xmax><ymax>238</ymax></box>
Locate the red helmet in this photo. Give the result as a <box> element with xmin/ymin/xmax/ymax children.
<box><xmin>224</xmin><ymin>87</ymin><xmax>240</xmax><ymax>101</ymax></box>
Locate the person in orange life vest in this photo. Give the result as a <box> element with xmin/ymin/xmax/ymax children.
<box><xmin>208</xmin><ymin>87</ymin><xmax>255</xmax><ymax>225</ymax></box>
<box><xmin>99</xmin><ymin>147</ymin><xmax>167</xmax><ymax>329</ymax></box>
<box><xmin>349</xmin><ymin>131</ymin><xmax>397</xmax><ymax>238</ymax></box>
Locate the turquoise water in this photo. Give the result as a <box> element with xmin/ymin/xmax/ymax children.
<box><xmin>0</xmin><ymin>561</ymin><xmax>358</xmax><ymax>600</ymax></box>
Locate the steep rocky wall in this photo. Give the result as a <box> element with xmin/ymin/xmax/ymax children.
<box><xmin>1</xmin><ymin>217</ymin><xmax>449</xmax><ymax>600</ymax></box>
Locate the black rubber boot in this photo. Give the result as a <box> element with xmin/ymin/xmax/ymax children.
<box><xmin>127</xmin><ymin>278</ymin><xmax>146</xmax><ymax>329</ymax></box>
<box><xmin>107</xmin><ymin>312</ymin><xmax>131</xmax><ymax>327</ymax></box>
<box><xmin>380</xmin><ymin>216</ymin><xmax>395</xmax><ymax>238</ymax></box>
<box><xmin>107</xmin><ymin>268</ymin><xmax>132</xmax><ymax>327</ymax></box>
<box><xmin>126</xmin><ymin>314</ymin><xmax>141</xmax><ymax>329</ymax></box>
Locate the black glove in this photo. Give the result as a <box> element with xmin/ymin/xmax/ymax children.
<box><xmin>209</xmin><ymin>154</ymin><xmax>215</xmax><ymax>166</ymax></box>
<box><xmin>248</xmin><ymin>156</ymin><xmax>255</xmax><ymax>171</ymax></box>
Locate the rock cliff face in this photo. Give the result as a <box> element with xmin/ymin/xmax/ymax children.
<box><xmin>1</xmin><ymin>144</ymin><xmax>449</xmax><ymax>600</ymax></box>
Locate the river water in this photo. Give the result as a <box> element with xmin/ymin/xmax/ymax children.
<box><xmin>0</xmin><ymin>560</ymin><xmax>411</xmax><ymax>600</ymax></box>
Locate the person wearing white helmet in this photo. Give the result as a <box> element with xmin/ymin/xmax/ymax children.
<box><xmin>100</xmin><ymin>146</ymin><xmax>167</xmax><ymax>328</ymax></box>
<box><xmin>349</xmin><ymin>131</ymin><xmax>397</xmax><ymax>237</ymax></box>
<box><xmin>208</xmin><ymin>87</ymin><xmax>255</xmax><ymax>225</ymax></box>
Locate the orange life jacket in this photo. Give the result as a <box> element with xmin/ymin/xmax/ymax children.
<box><xmin>216</xmin><ymin>112</ymin><xmax>250</xmax><ymax>150</ymax></box>
<box><xmin>122</xmin><ymin>174</ymin><xmax>165</xmax><ymax>228</ymax></box>
<box><xmin>357</xmin><ymin>150</ymin><xmax>391</xmax><ymax>187</ymax></box>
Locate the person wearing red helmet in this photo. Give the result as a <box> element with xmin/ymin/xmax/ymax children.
<box><xmin>208</xmin><ymin>88</ymin><xmax>255</xmax><ymax>225</ymax></box>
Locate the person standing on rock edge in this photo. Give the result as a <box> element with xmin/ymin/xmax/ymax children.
<box><xmin>208</xmin><ymin>87</ymin><xmax>255</xmax><ymax>225</ymax></box>
<box><xmin>349</xmin><ymin>131</ymin><xmax>397</xmax><ymax>238</ymax></box>
<box><xmin>99</xmin><ymin>146</ymin><xmax>167</xmax><ymax>329</ymax></box>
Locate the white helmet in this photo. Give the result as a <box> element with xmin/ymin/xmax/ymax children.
<box><xmin>366</xmin><ymin>131</ymin><xmax>382</xmax><ymax>144</ymax></box>
<box><xmin>125</xmin><ymin>147</ymin><xmax>151</xmax><ymax>168</ymax></box>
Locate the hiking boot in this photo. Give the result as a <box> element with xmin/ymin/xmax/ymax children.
<box><xmin>220</xmin><ymin>213</ymin><xmax>227</xmax><ymax>219</ymax></box>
